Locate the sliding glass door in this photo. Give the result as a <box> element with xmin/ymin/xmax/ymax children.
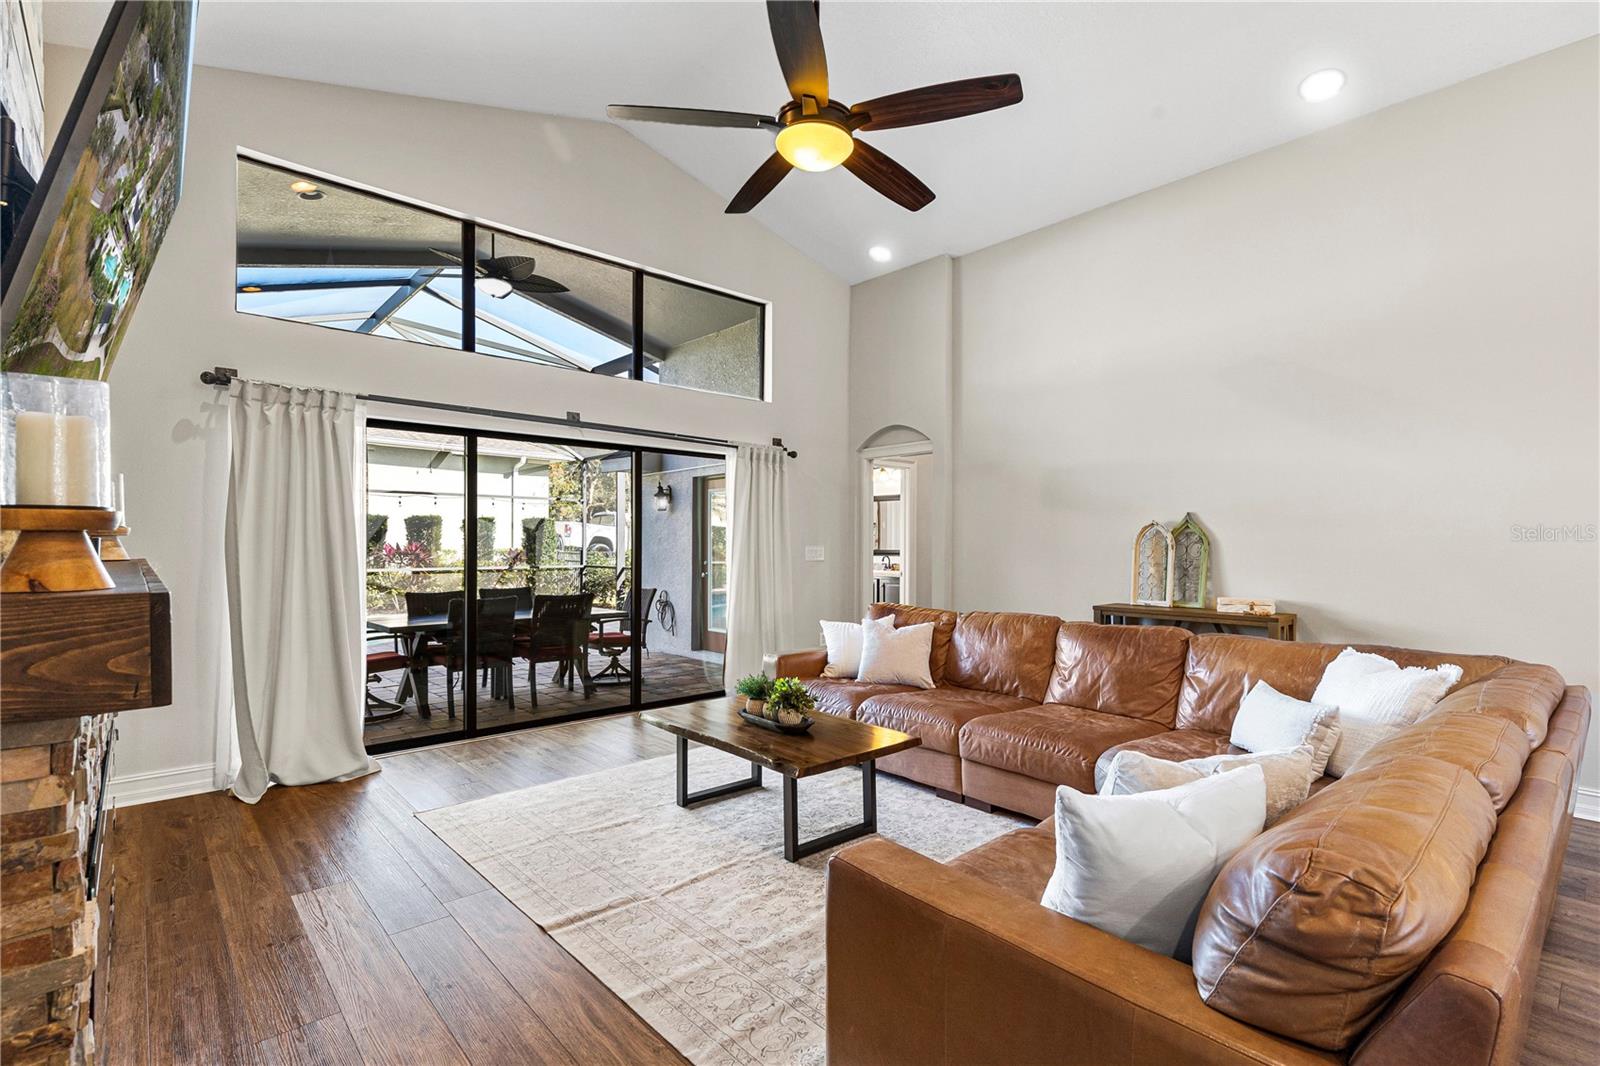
<box><xmin>362</xmin><ymin>421</ymin><xmax>727</xmax><ymax>754</ymax></box>
<box><xmin>638</xmin><ymin>452</ymin><xmax>729</xmax><ymax>705</ymax></box>
<box><xmin>363</xmin><ymin>427</ymin><xmax>469</xmax><ymax>747</ymax></box>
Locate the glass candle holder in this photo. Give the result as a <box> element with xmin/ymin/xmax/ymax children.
<box><xmin>1</xmin><ymin>373</ymin><xmax>113</xmax><ymax>508</ymax></box>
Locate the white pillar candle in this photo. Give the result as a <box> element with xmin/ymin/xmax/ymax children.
<box><xmin>13</xmin><ymin>411</ymin><xmax>102</xmax><ymax>505</ymax></box>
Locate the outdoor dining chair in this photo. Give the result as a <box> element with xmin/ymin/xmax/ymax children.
<box><xmin>589</xmin><ymin>587</ymin><xmax>656</xmax><ymax>683</ymax></box>
<box><xmin>521</xmin><ymin>593</ymin><xmax>594</xmax><ymax>705</ymax></box>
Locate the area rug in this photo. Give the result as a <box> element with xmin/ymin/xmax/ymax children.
<box><xmin>418</xmin><ymin>747</ymin><xmax>1028</xmax><ymax>1066</ymax></box>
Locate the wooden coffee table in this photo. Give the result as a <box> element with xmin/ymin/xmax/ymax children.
<box><xmin>639</xmin><ymin>701</ymin><xmax>920</xmax><ymax>862</ymax></box>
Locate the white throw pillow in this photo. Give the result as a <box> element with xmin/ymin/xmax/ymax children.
<box><xmin>818</xmin><ymin>617</ymin><xmax>888</xmax><ymax>679</ymax></box>
<box><xmin>1042</xmin><ymin>766</ymin><xmax>1267</xmax><ymax>959</ymax></box>
<box><xmin>1230</xmin><ymin>681</ymin><xmax>1341</xmax><ymax>777</ymax></box>
<box><xmin>857</xmin><ymin>620</ymin><xmax>935</xmax><ymax>688</ymax></box>
<box><xmin>1100</xmin><ymin>745</ymin><xmax>1315</xmax><ymax>826</ymax></box>
<box><xmin>1313</xmin><ymin>649</ymin><xmax>1463</xmax><ymax>777</ymax></box>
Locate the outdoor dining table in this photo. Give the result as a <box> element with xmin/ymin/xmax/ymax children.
<box><xmin>367</xmin><ymin>605</ymin><xmax>629</xmax><ymax>716</ymax></box>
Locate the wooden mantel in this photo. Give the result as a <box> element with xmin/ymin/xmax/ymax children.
<box><xmin>1</xmin><ymin>558</ymin><xmax>171</xmax><ymax>1065</ymax></box>
<box><xmin>1</xmin><ymin>559</ymin><xmax>172</xmax><ymax>722</ymax></box>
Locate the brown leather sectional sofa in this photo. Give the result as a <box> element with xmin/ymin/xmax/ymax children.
<box><xmin>770</xmin><ymin>603</ymin><xmax>1591</xmax><ymax>1066</ymax></box>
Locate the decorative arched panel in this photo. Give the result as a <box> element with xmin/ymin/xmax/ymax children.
<box><xmin>1131</xmin><ymin>520</ymin><xmax>1175</xmax><ymax>606</ymax></box>
<box><xmin>1171</xmin><ymin>512</ymin><xmax>1211</xmax><ymax>608</ymax></box>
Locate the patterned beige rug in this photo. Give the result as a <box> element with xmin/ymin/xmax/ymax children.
<box><xmin>418</xmin><ymin>746</ymin><xmax>1028</xmax><ymax>1065</ymax></box>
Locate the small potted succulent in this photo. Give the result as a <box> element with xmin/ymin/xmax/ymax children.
<box><xmin>734</xmin><ymin>673</ymin><xmax>772</xmax><ymax>717</ymax></box>
<box><xmin>766</xmin><ymin>676</ymin><xmax>817</xmax><ymax>729</ymax></box>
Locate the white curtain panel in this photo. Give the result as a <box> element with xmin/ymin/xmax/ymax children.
<box><xmin>724</xmin><ymin>443</ymin><xmax>793</xmax><ymax>684</ymax></box>
<box><xmin>225</xmin><ymin>381</ymin><xmax>377</xmax><ymax>803</ymax></box>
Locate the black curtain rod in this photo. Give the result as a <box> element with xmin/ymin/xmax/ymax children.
<box><xmin>197</xmin><ymin>366</ymin><xmax>797</xmax><ymax>458</ymax></box>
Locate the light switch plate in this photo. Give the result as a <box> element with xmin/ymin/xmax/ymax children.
<box><xmin>804</xmin><ymin>545</ymin><xmax>825</xmax><ymax>562</ymax></box>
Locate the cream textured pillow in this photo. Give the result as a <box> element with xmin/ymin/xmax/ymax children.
<box><xmin>857</xmin><ymin>620</ymin><xmax>935</xmax><ymax>688</ymax></box>
<box><xmin>1230</xmin><ymin>681</ymin><xmax>1341</xmax><ymax>777</ymax></box>
<box><xmin>1313</xmin><ymin>649</ymin><xmax>1463</xmax><ymax>777</ymax></box>
<box><xmin>818</xmin><ymin>617</ymin><xmax>887</xmax><ymax>679</ymax></box>
<box><xmin>1042</xmin><ymin>766</ymin><xmax>1266</xmax><ymax>959</ymax></box>
<box><xmin>1100</xmin><ymin>745</ymin><xmax>1316</xmax><ymax>826</ymax></box>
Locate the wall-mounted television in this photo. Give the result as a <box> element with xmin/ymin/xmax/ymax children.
<box><xmin>1</xmin><ymin>0</ymin><xmax>196</xmax><ymax>380</ymax></box>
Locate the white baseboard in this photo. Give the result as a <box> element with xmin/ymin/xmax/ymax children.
<box><xmin>109</xmin><ymin>763</ymin><xmax>217</xmax><ymax>807</ymax></box>
<box><xmin>1577</xmin><ymin>786</ymin><xmax>1600</xmax><ymax>823</ymax></box>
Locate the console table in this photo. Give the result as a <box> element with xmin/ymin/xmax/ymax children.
<box><xmin>1093</xmin><ymin>602</ymin><xmax>1297</xmax><ymax>641</ymax></box>
<box><xmin>1</xmin><ymin>559</ymin><xmax>170</xmax><ymax>1066</ymax></box>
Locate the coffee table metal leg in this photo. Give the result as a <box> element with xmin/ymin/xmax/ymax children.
<box><xmin>783</xmin><ymin>759</ymin><xmax>878</xmax><ymax>862</ymax></box>
<box><xmin>675</xmin><ymin>736</ymin><xmax>763</xmax><ymax>807</ymax></box>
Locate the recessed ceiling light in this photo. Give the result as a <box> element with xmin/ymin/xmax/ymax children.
<box><xmin>868</xmin><ymin>245</ymin><xmax>893</xmax><ymax>263</ymax></box>
<box><xmin>1298</xmin><ymin>68</ymin><xmax>1346</xmax><ymax>103</ymax></box>
<box><xmin>289</xmin><ymin>179</ymin><xmax>318</xmax><ymax>194</ymax></box>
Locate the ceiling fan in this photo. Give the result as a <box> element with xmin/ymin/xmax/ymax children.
<box><xmin>607</xmin><ymin>0</ymin><xmax>1022</xmax><ymax>213</ymax></box>
<box><xmin>431</xmin><ymin>233</ymin><xmax>570</xmax><ymax>298</ymax></box>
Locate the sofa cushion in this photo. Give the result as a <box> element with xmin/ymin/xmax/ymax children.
<box><xmin>946</xmin><ymin>819</ymin><xmax>1057</xmax><ymax>901</ymax></box>
<box><xmin>1353</xmin><ymin>710</ymin><xmax>1531</xmax><ymax>812</ymax></box>
<box><xmin>802</xmin><ymin>678</ymin><xmax>915</xmax><ymax>719</ymax></box>
<box><xmin>1351</xmin><ymin>745</ymin><xmax>1572</xmax><ymax>1066</ymax></box>
<box><xmin>1421</xmin><ymin>662</ymin><xmax>1566</xmax><ymax>748</ymax></box>
<box><xmin>1313</xmin><ymin>650</ymin><xmax>1463</xmax><ymax>776</ymax></box>
<box><xmin>946</xmin><ymin>610</ymin><xmax>1062</xmax><ymax>701</ymax></box>
<box><xmin>959</xmin><ymin>705</ymin><xmax>1167</xmax><ymax>793</ymax></box>
<box><xmin>1101</xmin><ymin>745</ymin><xmax>1316</xmax><ymax>826</ymax></box>
<box><xmin>1175</xmin><ymin>635</ymin><xmax>1508</xmax><ymax>735</ymax></box>
<box><xmin>1229</xmin><ymin>681</ymin><xmax>1340</xmax><ymax>776</ymax></box>
<box><xmin>867</xmin><ymin>603</ymin><xmax>958</xmax><ymax>684</ymax></box>
<box><xmin>1192</xmin><ymin>753</ymin><xmax>1496</xmax><ymax>1051</ymax></box>
<box><xmin>1094</xmin><ymin>729</ymin><xmax>1241</xmax><ymax>790</ymax></box>
<box><xmin>857</xmin><ymin>688</ymin><xmax>1034</xmax><ymax>756</ymax></box>
<box><xmin>1044</xmin><ymin>767</ymin><xmax>1267</xmax><ymax>959</ymax></box>
<box><xmin>1043</xmin><ymin>622</ymin><xmax>1189</xmax><ymax>725</ymax></box>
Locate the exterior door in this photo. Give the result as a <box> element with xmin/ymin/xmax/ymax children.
<box><xmin>694</xmin><ymin>475</ymin><xmax>728</xmax><ymax>653</ymax></box>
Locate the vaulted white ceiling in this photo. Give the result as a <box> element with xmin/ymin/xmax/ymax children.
<box><xmin>45</xmin><ymin>2</ymin><xmax>1598</xmax><ymax>283</ymax></box>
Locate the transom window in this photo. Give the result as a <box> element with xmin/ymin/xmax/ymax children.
<box><xmin>235</xmin><ymin>156</ymin><xmax>767</xmax><ymax>400</ymax></box>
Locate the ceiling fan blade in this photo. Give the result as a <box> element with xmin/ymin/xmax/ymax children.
<box><xmin>851</xmin><ymin>74</ymin><xmax>1023</xmax><ymax>131</ymax></box>
<box><xmin>430</xmin><ymin>247</ymin><xmax>487</xmax><ymax>276</ymax></box>
<box><xmin>489</xmin><ymin>255</ymin><xmax>541</xmax><ymax>282</ymax></box>
<box><xmin>843</xmin><ymin>139</ymin><xmax>935</xmax><ymax>211</ymax></box>
<box><xmin>767</xmin><ymin>0</ymin><xmax>828</xmax><ymax>104</ymax></box>
<box><xmin>512</xmin><ymin>276</ymin><xmax>570</xmax><ymax>295</ymax></box>
<box><xmin>725</xmin><ymin>151</ymin><xmax>793</xmax><ymax>214</ymax></box>
<box><xmin>606</xmin><ymin>104</ymin><xmax>777</xmax><ymax>129</ymax></box>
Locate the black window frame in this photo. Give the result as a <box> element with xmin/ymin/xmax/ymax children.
<box><xmin>235</xmin><ymin>155</ymin><xmax>769</xmax><ymax>401</ymax></box>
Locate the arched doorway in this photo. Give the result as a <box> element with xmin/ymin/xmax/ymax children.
<box><xmin>858</xmin><ymin>426</ymin><xmax>933</xmax><ymax>612</ymax></box>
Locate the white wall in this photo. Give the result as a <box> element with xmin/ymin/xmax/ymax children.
<box><xmin>43</xmin><ymin>48</ymin><xmax>853</xmax><ymax>800</ymax></box>
<box><xmin>848</xmin><ymin>255</ymin><xmax>955</xmax><ymax>610</ymax></box>
<box><xmin>856</xmin><ymin>40</ymin><xmax>1600</xmax><ymax>789</ymax></box>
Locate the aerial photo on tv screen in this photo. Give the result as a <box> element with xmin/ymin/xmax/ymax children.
<box><xmin>2</xmin><ymin>0</ymin><xmax>193</xmax><ymax>380</ymax></box>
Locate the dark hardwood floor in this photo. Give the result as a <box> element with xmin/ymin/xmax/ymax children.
<box><xmin>104</xmin><ymin>713</ymin><xmax>1600</xmax><ymax>1065</ymax></box>
<box><xmin>103</xmin><ymin>713</ymin><xmax>688</xmax><ymax>1066</ymax></box>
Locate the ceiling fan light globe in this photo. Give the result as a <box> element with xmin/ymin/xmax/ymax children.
<box><xmin>475</xmin><ymin>276</ymin><xmax>514</xmax><ymax>299</ymax></box>
<box><xmin>775</xmin><ymin>120</ymin><xmax>854</xmax><ymax>173</ymax></box>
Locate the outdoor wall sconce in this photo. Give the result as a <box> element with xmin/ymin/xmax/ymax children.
<box><xmin>653</xmin><ymin>482</ymin><xmax>672</xmax><ymax>512</ymax></box>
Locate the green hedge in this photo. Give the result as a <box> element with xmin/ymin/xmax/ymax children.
<box><xmin>404</xmin><ymin>514</ymin><xmax>442</xmax><ymax>552</ymax></box>
<box><xmin>366</xmin><ymin>514</ymin><xmax>388</xmax><ymax>552</ymax></box>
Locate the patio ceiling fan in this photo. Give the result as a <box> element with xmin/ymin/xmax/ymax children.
<box><xmin>431</xmin><ymin>233</ymin><xmax>570</xmax><ymax>298</ymax></box>
<box><xmin>607</xmin><ymin>0</ymin><xmax>1023</xmax><ymax>213</ymax></box>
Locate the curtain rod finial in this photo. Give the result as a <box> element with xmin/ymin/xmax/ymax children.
<box><xmin>771</xmin><ymin>437</ymin><xmax>798</xmax><ymax>459</ymax></box>
<box><xmin>200</xmin><ymin>367</ymin><xmax>237</xmax><ymax>386</ymax></box>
